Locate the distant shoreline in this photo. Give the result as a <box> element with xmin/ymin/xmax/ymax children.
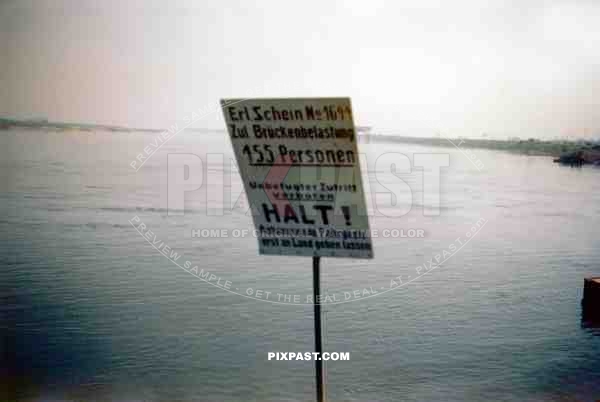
<box><xmin>3</xmin><ymin>117</ymin><xmax>598</xmax><ymax>160</ymax></box>
<box><xmin>0</xmin><ymin>117</ymin><xmax>227</xmax><ymax>135</ymax></box>
<box><xmin>364</xmin><ymin>134</ymin><xmax>598</xmax><ymax>158</ymax></box>
<box><xmin>0</xmin><ymin>117</ymin><xmax>164</xmax><ymax>133</ymax></box>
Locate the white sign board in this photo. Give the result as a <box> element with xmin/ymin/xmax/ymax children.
<box><xmin>221</xmin><ymin>98</ymin><xmax>373</xmax><ymax>259</ymax></box>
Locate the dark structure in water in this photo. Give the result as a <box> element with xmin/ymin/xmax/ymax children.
<box><xmin>554</xmin><ymin>150</ymin><xmax>585</xmax><ymax>166</ymax></box>
<box><xmin>554</xmin><ymin>149</ymin><xmax>600</xmax><ymax>166</ymax></box>
<box><xmin>582</xmin><ymin>277</ymin><xmax>600</xmax><ymax>322</ymax></box>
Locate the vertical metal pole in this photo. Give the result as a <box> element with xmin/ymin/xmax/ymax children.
<box><xmin>313</xmin><ymin>256</ymin><xmax>324</xmax><ymax>402</ymax></box>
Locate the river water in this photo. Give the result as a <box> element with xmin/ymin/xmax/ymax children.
<box><xmin>2</xmin><ymin>128</ymin><xmax>600</xmax><ymax>401</ymax></box>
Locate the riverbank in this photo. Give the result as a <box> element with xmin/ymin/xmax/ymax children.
<box><xmin>366</xmin><ymin>134</ymin><xmax>600</xmax><ymax>159</ymax></box>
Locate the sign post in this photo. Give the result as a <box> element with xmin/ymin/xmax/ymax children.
<box><xmin>221</xmin><ymin>97</ymin><xmax>373</xmax><ymax>402</ymax></box>
<box><xmin>313</xmin><ymin>256</ymin><xmax>324</xmax><ymax>402</ymax></box>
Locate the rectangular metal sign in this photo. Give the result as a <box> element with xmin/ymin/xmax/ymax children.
<box><xmin>221</xmin><ymin>97</ymin><xmax>373</xmax><ymax>258</ymax></box>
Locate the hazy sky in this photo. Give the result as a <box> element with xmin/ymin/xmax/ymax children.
<box><xmin>1</xmin><ymin>0</ymin><xmax>599</xmax><ymax>137</ymax></box>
